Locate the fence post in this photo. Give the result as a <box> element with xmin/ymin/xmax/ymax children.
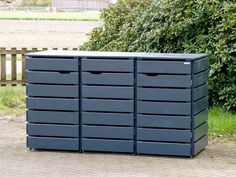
<box><xmin>11</xmin><ymin>48</ymin><xmax>17</xmax><ymax>86</ymax></box>
<box><xmin>0</xmin><ymin>48</ymin><xmax>6</xmax><ymax>86</ymax></box>
<box><xmin>21</xmin><ymin>48</ymin><xmax>27</xmax><ymax>85</ymax></box>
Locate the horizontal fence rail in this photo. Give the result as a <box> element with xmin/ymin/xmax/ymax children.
<box><xmin>0</xmin><ymin>47</ymin><xmax>78</xmax><ymax>86</ymax></box>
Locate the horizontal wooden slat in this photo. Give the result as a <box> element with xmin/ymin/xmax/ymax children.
<box><xmin>194</xmin><ymin>84</ymin><xmax>208</xmax><ymax>101</ymax></box>
<box><xmin>82</xmin><ymin>59</ymin><xmax>133</xmax><ymax>72</ymax></box>
<box><xmin>194</xmin><ymin>135</ymin><xmax>208</xmax><ymax>155</ymax></box>
<box><xmin>137</xmin><ymin>141</ymin><xmax>191</xmax><ymax>156</ymax></box>
<box><xmin>137</xmin><ymin>113</ymin><xmax>207</xmax><ymax>130</ymax></box>
<box><xmin>194</xmin><ymin>70</ymin><xmax>208</xmax><ymax>87</ymax></box>
<box><xmin>0</xmin><ymin>48</ymin><xmax>78</xmax><ymax>55</ymax></box>
<box><xmin>194</xmin><ymin>97</ymin><xmax>208</xmax><ymax>115</ymax></box>
<box><xmin>194</xmin><ymin>122</ymin><xmax>208</xmax><ymax>141</ymax></box>
<box><xmin>137</xmin><ymin>60</ymin><xmax>191</xmax><ymax>74</ymax></box>
<box><xmin>194</xmin><ymin>57</ymin><xmax>209</xmax><ymax>73</ymax></box>
<box><xmin>27</xmin><ymin>136</ymin><xmax>79</xmax><ymax>151</ymax></box>
<box><xmin>137</xmin><ymin>128</ymin><xmax>191</xmax><ymax>143</ymax></box>
<box><xmin>27</xmin><ymin>97</ymin><xmax>79</xmax><ymax>111</ymax></box>
<box><xmin>27</xmin><ymin>110</ymin><xmax>79</xmax><ymax>124</ymax></box>
<box><xmin>82</xmin><ymin>112</ymin><xmax>133</xmax><ymax>126</ymax></box>
<box><xmin>137</xmin><ymin>115</ymin><xmax>191</xmax><ymax>129</ymax></box>
<box><xmin>27</xmin><ymin>58</ymin><xmax>79</xmax><ymax>71</ymax></box>
<box><xmin>82</xmin><ymin>86</ymin><xmax>133</xmax><ymax>99</ymax></box>
<box><xmin>137</xmin><ymin>101</ymin><xmax>191</xmax><ymax>115</ymax></box>
<box><xmin>82</xmin><ymin>72</ymin><xmax>134</xmax><ymax>86</ymax></box>
<box><xmin>82</xmin><ymin>125</ymin><xmax>133</xmax><ymax>139</ymax></box>
<box><xmin>0</xmin><ymin>49</ymin><xmax>39</xmax><ymax>55</ymax></box>
<box><xmin>82</xmin><ymin>138</ymin><xmax>134</xmax><ymax>153</ymax></box>
<box><xmin>82</xmin><ymin>99</ymin><xmax>133</xmax><ymax>113</ymax></box>
<box><xmin>137</xmin><ymin>74</ymin><xmax>191</xmax><ymax>88</ymax></box>
<box><xmin>0</xmin><ymin>80</ymin><xmax>25</xmax><ymax>84</ymax></box>
<box><xmin>27</xmin><ymin>123</ymin><xmax>79</xmax><ymax>137</ymax></box>
<box><xmin>27</xmin><ymin>84</ymin><xmax>78</xmax><ymax>98</ymax></box>
<box><xmin>27</xmin><ymin>71</ymin><xmax>78</xmax><ymax>85</ymax></box>
<box><xmin>137</xmin><ymin>88</ymin><xmax>191</xmax><ymax>101</ymax></box>
<box><xmin>194</xmin><ymin>109</ymin><xmax>208</xmax><ymax>128</ymax></box>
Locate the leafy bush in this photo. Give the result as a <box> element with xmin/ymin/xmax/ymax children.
<box><xmin>81</xmin><ymin>0</ymin><xmax>236</xmax><ymax>111</ymax></box>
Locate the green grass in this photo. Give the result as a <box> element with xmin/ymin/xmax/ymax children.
<box><xmin>0</xmin><ymin>11</ymin><xmax>100</xmax><ymax>21</ymax></box>
<box><xmin>0</xmin><ymin>86</ymin><xmax>25</xmax><ymax>116</ymax></box>
<box><xmin>0</xmin><ymin>86</ymin><xmax>235</xmax><ymax>141</ymax></box>
<box><xmin>209</xmin><ymin>107</ymin><xmax>236</xmax><ymax>141</ymax></box>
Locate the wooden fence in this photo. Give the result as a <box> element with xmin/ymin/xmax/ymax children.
<box><xmin>0</xmin><ymin>47</ymin><xmax>78</xmax><ymax>86</ymax></box>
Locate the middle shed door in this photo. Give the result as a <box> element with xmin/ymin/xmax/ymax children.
<box><xmin>81</xmin><ymin>58</ymin><xmax>135</xmax><ymax>153</ymax></box>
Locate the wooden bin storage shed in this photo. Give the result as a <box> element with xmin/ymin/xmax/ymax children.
<box><xmin>26</xmin><ymin>51</ymin><xmax>208</xmax><ymax>157</ymax></box>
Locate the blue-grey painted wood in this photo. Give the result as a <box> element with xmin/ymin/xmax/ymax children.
<box><xmin>137</xmin><ymin>60</ymin><xmax>191</xmax><ymax>74</ymax></box>
<box><xmin>137</xmin><ymin>115</ymin><xmax>191</xmax><ymax>129</ymax></box>
<box><xmin>82</xmin><ymin>59</ymin><xmax>133</xmax><ymax>72</ymax></box>
<box><xmin>194</xmin><ymin>109</ymin><xmax>208</xmax><ymax>128</ymax></box>
<box><xmin>27</xmin><ymin>124</ymin><xmax>79</xmax><ymax>137</ymax></box>
<box><xmin>27</xmin><ymin>84</ymin><xmax>78</xmax><ymax>98</ymax></box>
<box><xmin>194</xmin><ymin>57</ymin><xmax>209</xmax><ymax>74</ymax></box>
<box><xmin>82</xmin><ymin>125</ymin><xmax>133</xmax><ymax>139</ymax></box>
<box><xmin>27</xmin><ymin>110</ymin><xmax>79</xmax><ymax>124</ymax></box>
<box><xmin>82</xmin><ymin>138</ymin><xmax>134</xmax><ymax>153</ymax></box>
<box><xmin>193</xmin><ymin>70</ymin><xmax>208</xmax><ymax>87</ymax></box>
<box><xmin>82</xmin><ymin>72</ymin><xmax>134</xmax><ymax>86</ymax></box>
<box><xmin>27</xmin><ymin>97</ymin><xmax>79</xmax><ymax>111</ymax></box>
<box><xmin>193</xmin><ymin>84</ymin><xmax>208</xmax><ymax>101</ymax></box>
<box><xmin>27</xmin><ymin>136</ymin><xmax>79</xmax><ymax>150</ymax></box>
<box><xmin>27</xmin><ymin>51</ymin><xmax>207</xmax><ymax>61</ymax></box>
<box><xmin>26</xmin><ymin>52</ymin><xmax>208</xmax><ymax>156</ymax></box>
<box><xmin>82</xmin><ymin>99</ymin><xmax>133</xmax><ymax>113</ymax></box>
<box><xmin>137</xmin><ymin>101</ymin><xmax>191</xmax><ymax>115</ymax></box>
<box><xmin>137</xmin><ymin>88</ymin><xmax>191</xmax><ymax>101</ymax></box>
<box><xmin>27</xmin><ymin>58</ymin><xmax>78</xmax><ymax>71</ymax></box>
<box><xmin>194</xmin><ymin>97</ymin><xmax>208</xmax><ymax>115</ymax></box>
<box><xmin>27</xmin><ymin>71</ymin><xmax>78</xmax><ymax>85</ymax></box>
<box><xmin>137</xmin><ymin>74</ymin><xmax>191</xmax><ymax>88</ymax></box>
<box><xmin>82</xmin><ymin>112</ymin><xmax>133</xmax><ymax>126</ymax></box>
<box><xmin>137</xmin><ymin>141</ymin><xmax>191</xmax><ymax>156</ymax></box>
<box><xmin>194</xmin><ymin>135</ymin><xmax>208</xmax><ymax>155</ymax></box>
<box><xmin>194</xmin><ymin>122</ymin><xmax>208</xmax><ymax>141</ymax></box>
<box><xmin>136</xmin><ymin>112</ymin><xmax>207</xmax><ymax>129</ymax></box>
<box><xmin>137</xmin><ymin>128</ymin><xmax>191</xmax><ymax>143</ymax></box>
<box><xmin>82</xmin><ymin>86</ymin><xmax>133</xmax><ymax>99</ymax></box>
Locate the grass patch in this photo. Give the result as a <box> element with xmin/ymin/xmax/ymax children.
<box><xmin>0</xmin><ymin>11</ymin><xmax>100</xmax><ymax>21</ymax></box>
<box><xmin>0</xmin><ymin>86</ymin><xmax>26</xmax><ymax>116</ymax></box>
<box><xmin>209</xmin><ymin>107</ymin><xmax>236</xmax><ymax>141</ymax></box>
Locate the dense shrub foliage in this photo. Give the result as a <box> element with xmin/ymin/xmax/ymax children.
<box><xmin>81</xmin><ymin>0</ymin><xmax>236</xmax><ymax>111</ymax></box>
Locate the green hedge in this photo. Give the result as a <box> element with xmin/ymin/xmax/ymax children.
<box><xmin>81</xmin><ymin>0</ymin><xmax>236</xmax><ymax>111</ymax></box>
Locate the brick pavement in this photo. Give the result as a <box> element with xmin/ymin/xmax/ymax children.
<box><xmin>0</xmin><ymin>115</ymin><xmax>235</xmax><ymax>177</ymax></box>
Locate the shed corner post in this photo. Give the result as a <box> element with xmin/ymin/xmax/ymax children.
<box><xmin>190</xmin><ymin>60</ymin><xmax>195</xmax><ymax>158</ymax></box>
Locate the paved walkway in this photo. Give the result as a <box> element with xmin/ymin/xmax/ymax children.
<box><xmin>0</xmin><ymin>20</ymin><xmax>102</xmax><ymax>48</ymax></box>
<box><xmin>0</xmin><ymin>115</ymin><xmax>235</xmax><ymax>177</ymax></box>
